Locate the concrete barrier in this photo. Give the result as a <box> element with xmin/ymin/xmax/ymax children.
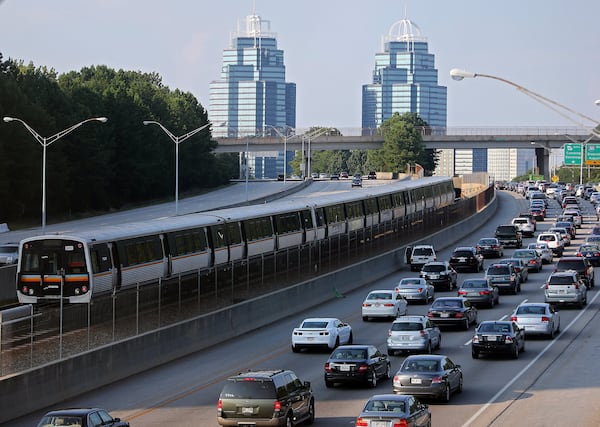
<box><xmin>0</xmin><ymin>195</ymin><xmax>497</xmax><ymax>423</ymax></box>
<box><xmin>0</xmin><ymin>223</ymin><xmax>9</xmax><ymax>233</ymax></box>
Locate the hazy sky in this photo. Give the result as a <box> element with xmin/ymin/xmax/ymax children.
<box><xmin>1</xmin><ymin>0</ymin><xmax>599</xmax><ymax>132</ymax></box>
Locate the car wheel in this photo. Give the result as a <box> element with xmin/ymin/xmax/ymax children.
<box><xmin>333</xmin><ymin>337</ymin><xmax>340</xmax><ymax>349</ymax></box>
<box><xmin>285</xmin><ymin>413</ymin><xmax>293</xmax><ymax>427</ymax></box>
<box><xmin>457</xmin><ymin>375</ymin><xmax>463</xmax><ymax>393</ymax></box>
<box><xmin>513</xmin><ymin>344</ymin><xmax>520</xmax><ymax>359</ymax></box>
<box><xmin>369</xmin><ymin>370</ymin><xmax>378</xmax><ymax>388</ymax></box>
<box><xmin>385</xmin><ymin>363</ymin><xmax>392</xmax><ymax>380</ymax></box>
<box><xmin>548</xmin><ymin>327</ymin><xmax>555</xmax><ymax>340</ymax></box>
<box><xmin>362</xmin><ymin>316</ymin><xmax>368</xmax><ymax>322</ymax></box>
<box><xmin>489</xmin><ymin>297</ymin><xmax>495</xmax><ymax>308</ymax></box>
<box><xmin>325</xmin><ymin>379</ymin><xmax>334</xmax><ymax>388</ymax></box>
<box><xmin>426</xmin><ymin>341</ymin><xmax>432</xmax><ymax>354</ymax></box>
<box><xmin>305</xmin><ymin>400</ymin><xmax>315</xmax><ymax>425</ymax></box>
<box><xmin>441</xmin><ymin>383</ymin><xmax>451</xmax><ymax>403</ymax></box>
<box><xmin>436</xmin><ymin>335</ymin><xmax>442</xmax><ymax>350</ymax></box>
<box><xmin>387</xmin><ymin>347</ymin><xmax>395</xmax><ymax>357</ymax></box>
<box><xmin>292</xmin><ymin>344</ymin><xmax>300</xmax><ymax>353</ymax></box>
<box><xmin>472</xmin><ymin>349</ymin><xmax>479</xmax><ymax>359</ymax></box>
<box><xmin>347</xmin><ymin>332</ymin><xmax>353</xmax><ymax>345</ymax></box>
<box><xmin>463</xmin><ymin>318</ymin><xmax>470</xmax><ymax>330</ymax></box>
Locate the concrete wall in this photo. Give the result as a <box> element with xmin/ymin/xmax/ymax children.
<box><xmin>0</xmin><ymin>195</ymin><xmax>497</xmax><ymax>423</ymax></box>
<box><xmin>0</xmin><ymin>265</ymin><xmax>16</xmax><ymax>302</ymax></box>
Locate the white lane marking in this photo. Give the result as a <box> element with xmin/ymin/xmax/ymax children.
<box><xmin>462</xmin><ymin>289</ymin><xmax>600</xmax><ymax>427</ymax></box>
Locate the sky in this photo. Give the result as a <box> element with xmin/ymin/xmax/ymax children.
<box><xmin>1</xmin><ymin>0</ymin><xmax>599</xmax><ymax>133</ymax></box>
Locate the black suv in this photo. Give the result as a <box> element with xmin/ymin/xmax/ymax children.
<box><xmin>217</xmin><ymin>369</ymin><xmax>315</xmax><ymax>426</ymax></box>
<box><xmin>449</xmin><ymin>246</ymin><xmax>484</xmax><ymax>272</ymax></box>
<box><xmin>555</xmin><ymin>256</ymin><xmax>595</xmax><ymax>288</ymax></box>
<box><xmin>494</xmin><ymin>224</ymin><xmax>523</xmax><ymax>248</ymax></box>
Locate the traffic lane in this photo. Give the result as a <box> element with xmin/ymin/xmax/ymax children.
<box><xmin>4</xmin><ymin>191</ymin><xmax>594</xmax><ymax>426</ymax></box>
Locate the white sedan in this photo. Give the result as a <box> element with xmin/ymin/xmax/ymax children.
<box><xmin>291</xmin><ymin>318</ymin><xmax>353</xmax><ymax>352</ymax></box>
<box><xmin>362</xmin><ymin>289</ymin><xmax>408</xmax><ymax>321</ymax></box>
<box><xmin>511</xmin><ymin>302</ymin><xmax>560</xmax><ymax>339</ymax></box>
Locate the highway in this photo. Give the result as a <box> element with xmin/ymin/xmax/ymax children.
<box><xmin>6</xmin><ymin>189</ymin><xmax>600</xmax><ymax>426</ymax></box>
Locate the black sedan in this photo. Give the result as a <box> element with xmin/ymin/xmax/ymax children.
<box><xmin>575</xmin><ymin>244</ymin><xmax>600</xmax><ymax>267</ymax></box>
<box><xmin>36</xmin><ymin>408</ymin><xmax>129</xmax><ymax>427</ymax></box>
<box><xmin>475</xmin><ymin>237</ymin><xmax>504</xmax><ymax>258</ymax></box>
<box><xmin>471</xmin><ymin>320</ymin><xmax>525</xmax><ymax>359</ymax></box>
<box><xmin>457</xmin><ymin>278</ymin><xmax>499</xmax><ymax>308</ymax></box>
<box><xmin>324</xmin><ymin>344</ymin><xmax>391</xmax><ymax>388</ymax></box>
<box><xmin>355</xmin><ymin>394</ymin><xmax>431</xmax><ymax>427</ymax></box>
<box><xmin>427</xmin><ymin>297</ymin><xmax>478</xmax><ymax>329</ymax></box>
<box><xmin>392</xmin><ymin>354</ymin><xmax>463</xmax><ymax>403</ymax></box>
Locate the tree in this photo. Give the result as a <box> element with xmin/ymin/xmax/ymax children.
<box><xmin>376</xmin><ymin>112</ymin><xmax>438</xmax><ymax>175</ymax></box>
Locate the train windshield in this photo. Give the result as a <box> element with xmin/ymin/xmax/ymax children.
<box><xmin>20</xmin><ymin>239</ymin><xmax>88</xmax><ymax>275</ymax></box>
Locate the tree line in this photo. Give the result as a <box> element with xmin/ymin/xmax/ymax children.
<box><xmin>0</xmin><ymin>53</ymin><xmax>237</xmax><ymax>226</ymax></box>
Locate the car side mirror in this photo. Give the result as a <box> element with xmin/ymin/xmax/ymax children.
<box><xmin>304</xmin><ymin>381</ymin><xmax>311</xmax><ymax>388</ymax></box>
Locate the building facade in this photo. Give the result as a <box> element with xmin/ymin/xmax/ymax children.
<box><xmin>362</xmin><ymin>18</ymin><xmax>447</xmax><ymax>132</ymax></box>
<box><xmin>209</xmin><ymin>13</ymin><xmax>296</xmax><ymax>179</ymax></box>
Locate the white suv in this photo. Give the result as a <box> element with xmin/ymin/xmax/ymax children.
<box><xmin>537</xmin><ymin>233</ymin><xmax>564</xmax><ymax>257</ymax></box>
<box><xmin>545</xmin><ymin>271</ymin><xmax>587</xmax><ymax>308</ymax></box>
<box><xmin>406</xmin><ymin>245</ymin><xmax>436</xmax><ymax>272</ymax></box>
<box><xmin>511</xmin><ymin>217</ymin><xmax>535</xmax><ymax>237</ymax></box>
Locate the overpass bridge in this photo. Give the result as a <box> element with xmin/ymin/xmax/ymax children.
<box><xmin>213</xmin><ymin>126</ymin><xmax>598</xmax><ymax>180</ymax></box>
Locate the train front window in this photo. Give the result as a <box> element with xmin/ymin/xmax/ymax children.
<box><xmin>20</xmin><ymin>239</ymin><xmax>87</xmax><ymax>275</ymax></box>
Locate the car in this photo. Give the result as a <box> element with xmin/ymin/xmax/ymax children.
<box><xmin>471</xmin><ymin>320</ymin><xmax>525</xmax><ymax>359</ymax></box>
<box><xmin>407</xmin><ymin>244</ymin><xmax>437</xmax><ymax>271</ymax></box>
<box><xmin>36</xmin><ymin>408</ymin><xmax>130</xmax><ymax>427</ymax></box>
<box><xmin>217</xmin><ymin>369</ymin><xmax>315</xmax><ymax>426</ymax></box>
<box><xmin>590</xmin><ymin>192</ymin><xmax>600</xmax><ymax>205</ymax></box>
<box><xmin>518</xmin><ymin>212</ymin><xmax>537</xmax><ymax>230</ymax></box>
<box><xmin>291</xmin><ymin>317</ymin><xmax>353</xmax><ymax>352</ymax></box>
<box><xmin>554</xmin><ymin>256</ymin><xmax>595</xmax><ymax>288</ymax></box>
<box><xmin>562</xmin><ymin>209</ymin><xmax>583</xmax><ymax>228</ymax></box>
<box><xmin>419</xmin><ymin>261</ymin><xmax>458</xmax><ymax>291</ymax></box>
<box><xmin>527</xmin><ymin>242</ymin><xmax>553</xmax><ymax>264</ymax></box>
<box><xmin>355</xmin><ymin>394</ymin><xmax>431</xmax><ymax>427</ymax></box>
<box><xmin>386</xmin><ymin>315</ymin><xmax>442</xmax><ymax>355</ymax></box>
<box><xmin>585</xmin><ymin>235</ymin><xmax>600</xmax><ymax>244</ymax></box>
<box><xmin>497</xmin><ymin>257</ymin><xmax>529</xmax><ymax>283</ymax></box>
<box><xmin>575</xmin><ymin>243</ymin><xmax>600</xmax><ymax>267</ymax></box>
<box><xmin>448</xmin><ymin>246</ymin><xmax>484</xmax><ymax>272</ymax></box>
<box><xmin>485</xmin><ymin>263</ymin><xmax>521</xmax><ymax>294</ymax></box>
<box><xmin>510</xmin><ymin>302</ymin><xmax>560</xmax><ymax>339</ymax></box>
<box><xmin>361</xmin><ymin>289</ymin><xmax>408</xmax><ymax>321</ymax></box>
<box><xmin>426</xmin><ymin>297</ymin><xmax>477</xmax><ymax>329</ymax></box>
<box><xmin>592</xmin><ymin>225</ymin><xmax>600</xmax><ymax>235</ymax></box>
<box><xmin>511</xmin><ymin>217</ymin><xmax>535</xmax><ymax>237</ymax></box>
<box><xmin>548</xmin><ymin>226</ymin><xmax>571</xmax><ymax>246</ymax></box>
<box><xmin>367</xmin><ymin>171</ymin><xmax>377</xmax><ymax>180</ymax></box>
<box><xmin>310</xmin><ymin>172</ymin><xmax>319</xmax><ymax>179</ymax></box>
<box><xmin>324</xmin><ymin>344</ymin><xmax>391</xmax><ymax>388</ymax></box>
<box><xmin>562</xmin><ymin>195</ymin><xmax>578</xmax><ymax>208</ymax></box>
<box><xmin>394</xmin><ymin>277</ymin><xmax>435</xmax><ymax>304</ymax></box>
<box><xmin>537</xmin><ymin>232</ymin><xmax>564</xmax><ymax>257</ymax></box>
<box><xmin>554</xmin><ymin>221</ymin><xmax>576</xmax><ymax>239</ymax></box>
<box><xmin>475</xmin><ymin>237</ymin><xmax>504</xmax><ymax>258</ymax></box>
<box><xmin>392</xmin><ymin>354</ymin><xmax>463</xmax><ymax>402</ymax></box>
<box><xmin>330</xmin><ymin>173</ymin><xmax>340</xmax><ymax>180</ymax></box>
<box><xmin>457</xmin><ymin>278</ymin><xmax>499</xmax><ymax>308</ymax></box>
<box><xmin>512</xmin><ymin>248</ymin><xmax>543</xmax><ymax>273</ymax></box>
<box><xmin>351</xmin><ymin>176</ymin><xmax>363</xmax><ymax>187</ymax></box>
<box><xmin>494</xmin><ymin>224</ymin><xmax>523</xmax><ymax>248</ymax></box>
<box><xmin>340</xmin><ymin>171</ymin><xmax>349</xmax><ymax>179</ymax></box>
<box><xmin>0</xmin><ymin>243</ymin><xmax>19</xmax><ymax>265</ymax></box>
<box><xmin>319</xmin><ymin>172</ymin><xmax>329</xmax><ymax>179</ymax></box>
<box><xmin>529</xmin><ymin>207</ymin><xmax>545</xmax><ymax>222</ymax></box>
<box><xmin>544</xmin><ymin>271</ymin><xmax>588</xmax><ymax>307</ymax></box>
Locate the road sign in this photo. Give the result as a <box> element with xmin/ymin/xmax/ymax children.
<box><xmin>564</xmin><ymin>143</ymin><xmax>582</xmax><ymax>165</ymax></box>
<box><xmin>585</xmin><ymin>143</ymin><xmax>600</xmax><ymax>165</ymax></box>
<box><xmin>551</xmin><ymin>175</ymin><xmax>559</xmax><ymax>183</ymax></box>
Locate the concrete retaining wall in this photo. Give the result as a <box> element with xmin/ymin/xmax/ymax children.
<box><xmin>0</xmin><ymin>195</ymin><xmax>497</xmax><ymax>423</ymax></box>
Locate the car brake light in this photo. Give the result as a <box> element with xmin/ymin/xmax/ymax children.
<box><xmin>420</xmin><ymin>330</ymin><xmax>426</xmax><ymax>337</ymax></box>
<box><xmin>576</xmin><ymin>253</ymin><xmax>583</xmax><ymax>257</ymax></box>
<box><xmin>454</xmin><ymin>312</ymin><xmax>464</xmax><ymax>318</ymax></box>
<box><xmin>510</xmin><ymin>315</ymin><xmax>518</xmax><ymax>321</ymax></box>
<box><xmin>357</xmin><ymin>364</ymin><xmax>369</xmax><ymax>373</ymax></box>
<box><xmin>458</xmin><ymin>290</ymin><xmax>467</xmax><ymax>295</ymax></box>
<box><xmin>217</xmin><ymin>399</ymin><xmax>223</xmax><ymax>410</ymax></box>
<box><xmin>356</xmin><ymin>418</ymin><xmax>369</xmax><ymax>427</ymax></box>
<box><xmin>505</xmin><ymin>336</ymin><xmax>513</xmax><ymax>343</ymax></box>
<box><xmin>427</xmin><ymin>312</ymin><xmax>434</xmax><ymax>318</ymax></box>
<box><xmin>383</xmin><ymin>303</ymin><xmax>394</xmax><ymax>307</ymax></box>
<box><xmin>472</xmin><ymin>335</ymin><xmax>479</xmax><ymax>343</ymax></box>
<box><xmin>431</xmin><ymin>376</ymin><xmax>444</xmax><ymax>384</ymax></box>
<box><xmin>541</xmin><ymin>316</ymin><xmax>550</xmax><ymax>322</ymax></box>
<box><xmin>274</xmin><ymin>400</ymin><xmax>282</xmax><ymax>411</ymax></box>
<box><xmin>324</xmin><ymin>363</ymin><xmax>332</xmax><ymax>372</ymax></box>
<box><xmin>417</xmin><ymin>287</ymin><xmax>423</xmax><ymax>292</ymax></box>
<box><xmin>480</xmin><ymin>290</ymin><xmax>490</xmax><ymax>295</ymax></box>
<box><xmin>393</xmin><ymin>420</ymin><xmax>409</xmax><ymax>427</ymax></box>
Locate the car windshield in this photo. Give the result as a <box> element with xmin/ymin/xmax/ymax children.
<box><xmin>221</xmin><ymin>379</ymin><xmax>277</xmax><ymax>399</ymax></box>
<box><xmin>36</xmin><ymin>416</ymin><xmax>83</xmax><ymax>426</ymax></box>
<box><xmin>516</xmin><ymin>305</ymin><xmax>546</xmax><ymax>315</ymax></box>
<box><xmin>432</xmin><ymin>299</ymin><xmax>461</xmax><ymax>309</ymax></box>
<box><xmin>478</xmin><ymin>323</ymin><xmax>511</xmax><ymax>333</ymax></box>
<box><xmin>461</xmin><ymin>281</ymin><xmax>486</xmax><ymax>289</ymax></box>
<box><xmin>548</xmin><ymin>275</ymin><xmax>576</xmax><ymax>285</ymax></box>
<box><xmin>391</xmin><ymin>322</ymin><xmax>423</xmax><ymax>331</ymax></box>
<box><xmin>332</xmin><ymin>349</ymin><xmax>367</xmax><ymax>360</ymax></box>
<box><xmin>478</xmin><ymin>239</ymin><xmax>496</xmax><ymax>245</ymax></box>
<box><xmin>487</xmin><ymin>265</ymin><xmax>510</xmax><ymax>275</ymax></box>
<box><xmin>556</xmin><ymin>260</ymin><xmax>584</xmax><ymax>271</ymax></box>
<box><xmin>413</xmin><ymin>248</ymin><xmax>433</xmax><ymax>256</ymax></box>
<box><xmin>401</xmin><ymin>359</ymin><xmax>439</xmax><ymax>372</ymax></box>
<box><xmin>400</xmin><ymin>279</ymin><xmax>421</xmax><ymax>285</ymax></box>
<box><xmin>367</xmin><ymin>292</ymin><xmax>393</xmax><ymax>300</ymax></box>
<box><xmin>301</xmin><ymin>321</ymin><xmax>329</xmax><ymax>329</ymax></box>
<box><xmin>364</xmin><ymin>399</ymin><xmax>406</xmax><ymax>413</ymax></box>
<box><xmin>423</xmin><ymin>264</ymin><xmax>445</xmax><ymax>272</ymax></box>
<box><xmin>453</xmin><ymin>251</ymin><xmax>473</xmax><ymax>257</ymax></box>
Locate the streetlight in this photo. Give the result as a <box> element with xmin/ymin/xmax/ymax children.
<box><xmin>450</xmin><ymin>68</ymin><xmax>600</xmax><ymax>137</ymax></box>
<box><xmin>143</xmin><ymin>120</ymin><xmax>211</xmax><ymax>215</ymax></box>
<box><xmin>303</xmin><ymin>127</ymin><xmax>331</xmax><ymax>179</ymax></box>
<box><xmin>263</xmin><ymin>125</ymin><xmax>295</xmax><ymax>183</ymax></box>
<box><xmin>3</xmin><ymin>116</ymin><xmax>108</xmax><ymax>234</ymax></box>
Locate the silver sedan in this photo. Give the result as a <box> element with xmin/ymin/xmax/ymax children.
<box><xmin>510</xmin><ymin>302</ymin><xmax>561</xmax><ymax>339</ymax></box>
<box><xmin>395</xmin><ymin>277</ymin><xmax>435</xmax><ymax>304</ymax></box>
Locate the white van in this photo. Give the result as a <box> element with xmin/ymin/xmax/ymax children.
<box><xmin>406</xmin><ymin>245</ymin><xmax>436</xmax><ymax>271</ymax></box>
<box><xmin>537</xmin><ymin>233</ymin><xmax>564</xmax><ymax>257</ymax></box>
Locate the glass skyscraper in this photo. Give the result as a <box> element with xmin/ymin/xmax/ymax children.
<box><xmin>362</xmin><ymin>18</ymin><xmax>447</xmax><ymax>131</ymax></box>
<box><xmin>209</xmin><ymin>13</ymin><xmax>296</xmax><ymax>179</ymax></box>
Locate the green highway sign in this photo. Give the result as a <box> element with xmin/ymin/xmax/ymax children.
<box><xmin>586</xmin><ymin>144</ymin><xmax>600</xmax><ymax>165</ymax></box>
<box><xmin>564</xmin><ymin>143</ymin><xmax>582</xmax><ymax>165</ymax></box>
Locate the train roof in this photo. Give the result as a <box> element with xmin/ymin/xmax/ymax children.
<box><xmin>21</xmin><ymin>176</ymin><xmax>453</xmax><ymax>246</ymax></box>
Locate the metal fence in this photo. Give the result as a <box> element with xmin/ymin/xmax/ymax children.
<box><xmin>0</xmin><ymin>186</ymin><xmax>494</xmax><ymax>376</ymax></box>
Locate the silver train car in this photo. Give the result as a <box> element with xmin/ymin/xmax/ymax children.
<box><xmin>16</xmin><ymin>176</ymin><xmax>455</xmax><ymax>303</ymax></box>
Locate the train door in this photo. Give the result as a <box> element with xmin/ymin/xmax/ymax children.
<box><xmin>209</xmin><ymin>224</ymin><xmax>229</xmax><ymax>266</ymax></box>
<box><xmin>89</xmin><ymin>242</ymin><xmax>118</xmax><ymax>295</ymax></box>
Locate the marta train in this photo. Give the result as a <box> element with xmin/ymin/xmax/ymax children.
<box><xmin>16</xmin><ymin>176</ymin><xmax>456</xmax><ymax>304</ymax></box>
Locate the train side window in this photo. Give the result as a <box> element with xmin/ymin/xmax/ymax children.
<box><xmin>378</xmin><ymin>195</ymin><xmax>392</xmax><ymax>210</ymax></box>
<box><xmin>227</xmin><ymin>221</ymin><xmax>243</xmax><ymax>244</ymax></box>
<box><xmin>314</xmin><ymin>208</ymin><xmax>325</xmax><ymax>227</ymax></box>
<box><xmin>364</xmin><ymin>198</ymin><xmax>378</xmax><ymax>215</ymax></box>
<box><xmin>345</xmin><ymin>201</ymin><xmax>363</xmax><ymax>219</ymax></box>
<box><xmin>325</xmin><ymin>204</ymin><xmax>345</xmax><ymax>223</ymax></box>
<box><xmin>90</xmin><ymin>243</ymin><xmax>111</xmax><ymax>273</ymax></box>
<box><xmin>300</xmin><ymin>209</ymin><xmax>314</xmax><ymax>229</ymax></box>
<box><xmin>275</xmin><ymin>212</ymin><xmax>301</xmax><ymax>234</ymax></box>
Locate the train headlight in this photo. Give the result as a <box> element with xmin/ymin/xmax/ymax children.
<box><xmin>74</xmin><ymin>288</ymin><xmax>81</xmax><ymax>295</ymax></box>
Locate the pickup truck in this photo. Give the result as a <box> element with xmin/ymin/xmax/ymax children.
<box><xmin>495</xmin><ymin>224</ymin><xmax>523</xmax><ymax>248</ymax></box>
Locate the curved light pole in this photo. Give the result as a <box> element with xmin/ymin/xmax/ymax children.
<box><xmin>143</xmin><ymin>120</ymin><xmax>211</xmax><ymax>216</ymax></box>
<box><xmin>450</xmin><ymin>68</ymin><xmax>600</xmax><ymax>137</ymax></box>
<box><xmin>263</xmin><ymin>125</ymin><xmax>295</xmax><ymax>183</ymax></box>
<box><xmin>3</xmin><ymin>116</ymin><xmax>108</xmax><ymax>234</ymax></box>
